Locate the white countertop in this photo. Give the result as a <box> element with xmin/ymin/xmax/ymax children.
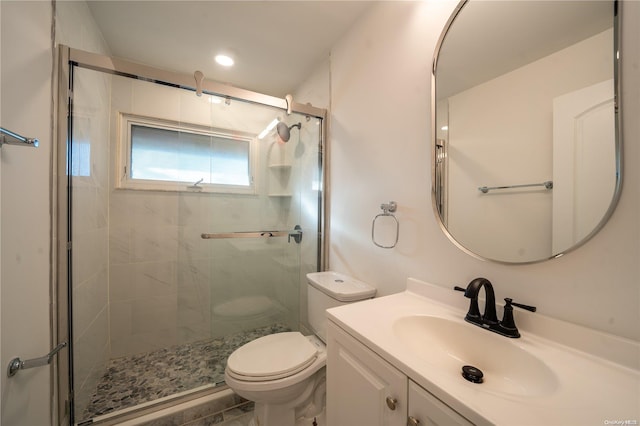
<box><xmin>327</xmin><ymin>278</ymin><xmax>640</xmax><ymax>426</ymax></box>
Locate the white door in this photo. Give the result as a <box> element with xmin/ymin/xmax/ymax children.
<box><xmin>552</xmin><ymin>79</ymin><xmax>616</xmax><ymax>253</ymax></box>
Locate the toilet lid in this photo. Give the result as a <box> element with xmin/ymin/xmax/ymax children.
<box><xmin>227</xmin><ymin>332</ymin><xmax>318</xmax><ymax>381</ymax></box>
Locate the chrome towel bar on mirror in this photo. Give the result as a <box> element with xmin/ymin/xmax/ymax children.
<box><xmin>0</xmin><ymin>127</ymin><xmax>39</xmax><ymax>148</ymax></box>
<box><xmin>478</xmin><ymin>180</ymin><xmax>553</xmax><ymax>194</ymax></box>
<box><xmin>201</xmin><ymin>225</ymin><xmax>302</xmax><ymax>244</ymax></box>
<box><xmin>7</xmin><ymin>341</ymin><xmax>68</xmax><ymax>377</ymax></box>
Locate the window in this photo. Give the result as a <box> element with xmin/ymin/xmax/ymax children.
<box><xmin>118</xmin><ymin>113</ymin><xmax>256</xmax><ymax>193</ymax></box>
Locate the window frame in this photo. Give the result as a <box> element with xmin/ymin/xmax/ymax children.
<box><xmin>117</xmin><ymin>112</ymin><xmax>258</xmax><ymax>194</ymax></box>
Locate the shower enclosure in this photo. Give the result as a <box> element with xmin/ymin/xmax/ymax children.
<box><xmin>56</xmin><ymin>47</ymin><xmax>325</xmax><ymax>425</ymax></box>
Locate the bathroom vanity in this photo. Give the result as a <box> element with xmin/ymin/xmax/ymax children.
<box><xmin>328</xmin><ymin>321</ymin><xmax>472</xmax><ymax>425</ymax></box>
<box><xmin>326</xmin><ymin>278</ymin><xmax>640</xmax><ymax>425</ymax></box>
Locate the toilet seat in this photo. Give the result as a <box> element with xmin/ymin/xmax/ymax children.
<box><xmin>226</xmin><ymin>332</ymin><xmax>318</xmax><ymax>382</ymax></box>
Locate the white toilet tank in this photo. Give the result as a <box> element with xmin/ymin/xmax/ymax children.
<box><xmin>306</xmin><ymin>271</ymin><xmax>376</xmax><ymax>342</ymax></box>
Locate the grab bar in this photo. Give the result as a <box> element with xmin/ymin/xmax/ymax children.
<box><xmin>7</xmin><ymin>341</ymin><xmax>68</xmax><ymax>377</ymax></box>
<box><xmin>0</xmin><ymin>127</ymin><xmax>39</xmax><ymax>148</ymax></box>
<box><xmin>201</xmin><ymin>225</ymin><xmax>302</xmax><ymax>244</ymax></box>
<box><xmin>478</xmin><ymin>180</ymin><xmax>553</xmax><ymax>194</ymax></box>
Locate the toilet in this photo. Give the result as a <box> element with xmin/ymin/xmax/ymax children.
<box><xmin>224</xmin><ymin>271</ymin><xmax>376</xmax><ymax>426</ymax></box>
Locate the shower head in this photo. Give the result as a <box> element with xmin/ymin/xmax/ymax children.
<box><xmin>276</xmin><ymin>122</ymin><xmax>301</xmax><ymax>142</ymax></box>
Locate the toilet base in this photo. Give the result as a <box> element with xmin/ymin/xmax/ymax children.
<box><xmin>248</xmin><ymin>407</ymin><xmax>325</xmax><ymax>426</ymax></box>
<box><xmin>242</xmin><ymin>368</ymin><xmax>325</xmax><ymax>426</ymax></box>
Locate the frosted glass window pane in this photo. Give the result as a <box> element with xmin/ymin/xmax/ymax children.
<box><xmin>130</xmin><ymin>125</ymin><xmax>250</xmax><ymax>186</ymax></box>
<box><xmin>70</xmin><ymin>116</ymin><xmax>91</xmax><ymax>177</ymax></box>
<box><xmin>70</xmin><ymin>140</ymin><xmax>91</xmax><ymax>177</ymax></box>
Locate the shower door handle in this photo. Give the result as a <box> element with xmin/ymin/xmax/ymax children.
<box><xmin>7</xmin><ymin>341</ymin><xmax>68</xmax><ymax>377</ymax></box>
<box><xmin>202</xmin><ymin>225</ymin><xmax>303</xmax><ymax>244</ymax></box>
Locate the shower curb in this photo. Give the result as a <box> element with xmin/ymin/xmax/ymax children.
<box><xmin>114</xmin><ymin>388</ymin><xmax>253</xmax><ymax>426</ymax></box>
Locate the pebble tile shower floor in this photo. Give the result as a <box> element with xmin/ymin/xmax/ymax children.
<box><xmin>81</xmin><ymin>324</ymin><xmax>290</xmax><ymax>421</ymax></box>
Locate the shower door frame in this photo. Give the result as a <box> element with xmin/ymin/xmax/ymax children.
<box><xmin>55</xmin><ymin>44</ymin><xmax>328</xmax><ymax>425</ymax></box>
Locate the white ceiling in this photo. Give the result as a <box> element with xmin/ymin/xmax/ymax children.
<box><xmin>86</xmin><ymin>1</ymin><xmax>374</xmax><ymax>98</ymax></box>
<box><xmin>85</xmin><ymin>1</ymin><xmax>614</xmax><ymax>101</ymax></box>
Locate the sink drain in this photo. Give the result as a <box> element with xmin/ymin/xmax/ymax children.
<box><xmin>461</xmin><ymin>365</ymin><xmax>484</xmax><ymax>383</ymax></box>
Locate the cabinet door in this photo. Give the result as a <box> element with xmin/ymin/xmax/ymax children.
<box><xmin>408</xmin><ymin>381</ymin><xmax>473</xmax><ymax>426</ymax></box>
<box><xmin>327</xmin><ymin>321</ymin><xmax>407</xmax><ymax>426</ymax></box>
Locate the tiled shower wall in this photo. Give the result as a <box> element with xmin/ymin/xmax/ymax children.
<box><xmin>107</xmin><ymin>76</ymin><xmax>304</xmax><ymax>358</ymax></box>
<box><xmin>71</xmin><ymin>67</ymin><xmax>112</xmax><ymax>416</ymax></box>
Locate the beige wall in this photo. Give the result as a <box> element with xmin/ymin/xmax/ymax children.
<box><xmin>1</xmin><ymin>2</ymin><xmax>52</xmax><ymax>425</ymax></box>
<box><xmin>329</xmin><ymin>0</ymin><xmax>640</xmax><ymax>341</ymax></box>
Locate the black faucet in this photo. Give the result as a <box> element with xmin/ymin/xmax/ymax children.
<box><xmin>460</xmin><ymin>277</ymin><xmax>498</xmax><ymax>325</ymax></box>
<box><xmin>454</xmin><ymin>278</ymin><xmax>536</xmax><ymax>338</ymax></box>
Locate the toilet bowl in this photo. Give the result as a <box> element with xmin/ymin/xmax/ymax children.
<box><xmin>225</xmin><ymin>333</ymin><xmax>327</xmax><ymax>425</ymax></box>
<box><xmin>224</xmin><ymin>271</ymin><xmax>376</xmax><ymax>426</ymax></box>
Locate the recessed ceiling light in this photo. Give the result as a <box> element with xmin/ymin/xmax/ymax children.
<box><xmin>215</xmin><ymin>54</ymin><xmax>234</xmax><ymax>67</ymax></box>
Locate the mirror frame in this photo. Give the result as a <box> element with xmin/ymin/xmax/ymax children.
<box><xmin>431</xmin><ymin>0</ymin><xmax>623</xmax><ymax>264</ymax></box>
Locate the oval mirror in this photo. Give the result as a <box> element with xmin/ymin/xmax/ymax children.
<box><xmin>432</xmin><ymin>0</ymin><xmax>621</xmax><ymax>264</ymax></box>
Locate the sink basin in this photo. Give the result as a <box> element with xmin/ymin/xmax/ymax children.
<box><xmin>393</xmin><ymin>315</ymin><xmax>558</xmax><ymax>397</ymax></box>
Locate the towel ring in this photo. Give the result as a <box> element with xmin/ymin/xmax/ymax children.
<box><xmin>372</xmin><ymin>201</ymin><xmax>399</xmax><ymax>249</ymax></box>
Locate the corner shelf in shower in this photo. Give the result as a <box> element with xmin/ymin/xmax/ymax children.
<box><xmin>267</xmin><ymin>162</ymin><xmax>292</xmax><ymax>198</ymax></box>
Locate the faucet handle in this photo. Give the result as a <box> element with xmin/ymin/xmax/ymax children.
<box><xmin>499</xmin><ymin>298</ymin><xmax>519</xmax><ymax>337</ymax></box>
<box><xmin>453</xmin><ymin>285</ymin><xmax>482</xmax><ymax>321</ymax></box>
<box><xmin>506</xmin><ymin>298</ymin><xmax>537</xmax><ymax>312</ymax></box>
<box><xmin>499</xmin><ymin>298</ymin><xmax>537</xmax><ymax>338</ymax></box>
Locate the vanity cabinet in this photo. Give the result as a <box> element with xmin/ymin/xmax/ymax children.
<box><xmin>327</xmin><ymin>321</ymin><xmax>407</xmax><ymax>425</ymax></box>
<box><xmin>408</xmin><ymin>381</ymin><xmax>472</xmax><ymax>426</ymax></box>
<box><xmin>327</xmin><ymin>321</ymin><xmax>472</xmax><ymax>426</ymax></box>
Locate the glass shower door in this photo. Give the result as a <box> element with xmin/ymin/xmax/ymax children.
<box><xmin>179</xmin><ymin>108</ymin><xmax>322</xmax><ymax>386</ymax></box>
<box><xmin>66</xmin><ymin>58</ymin><xmax>323</xmax><ymax>424</ymax></box>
